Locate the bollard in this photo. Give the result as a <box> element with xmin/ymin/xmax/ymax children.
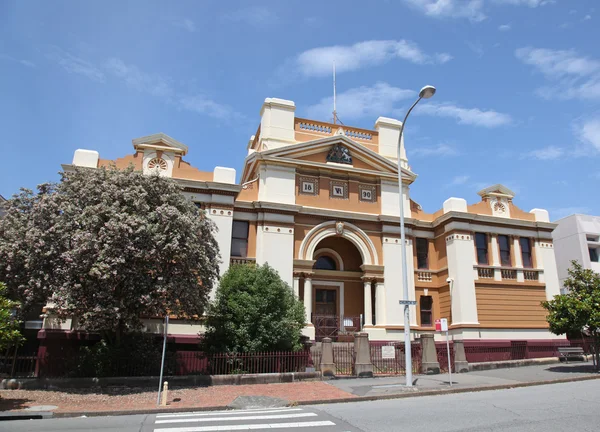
<box><xmin>320</xmin><ymin>337</ymin><xmax>335</xmax><ymax>377</ymax></box>
<box><xmin>352</xmin><ymin>333</ymin><xmax>373</xmax><ymax>377</ymax></box>
<box><xmin>161</xmin><ymin>381</ymin><xmax>168</xmax><ymax>406</ymax></box>
<box><xmin>453</xmin><ymin>339</ymin><xmax>469</xmax><ymax>373</ymax></box>
<box><xmin>420</xmin><ymin>333</ymin><xmax>440</xmax><ymax>374</ymax></box>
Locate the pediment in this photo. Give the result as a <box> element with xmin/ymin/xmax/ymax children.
<box><xmin>132</xmin><ymin>133</ymin><xmax>188</xmax><ymax>155</ymax></box>
<box><xmin>256</xmin><ymin>135</ymin><xmax>414</xmax><ymax>179</ymax></box>
<box><xmin>477</xmin><ymin>184</ymin><xmax>515</xmax><ymax>199</ymax></box>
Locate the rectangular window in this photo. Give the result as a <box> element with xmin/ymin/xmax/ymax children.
<box><xmin>498</xmin><ymin>235</ymin><xmax>511</xmax><ymax>267</ymax></box>
<box><xmin>416</xmin><ymin>238</ymin><xmax>429</xmax><ymax>269</ymax></box>
<box><xmin>590</xmin><ymin>247</ymin><xmax>599</xmax><ymax>263</ymax></box>
<box><xmin>475</xmin><ymin>233</ymin><xmax>488</xmax><ymax>265</ymax></box>
<box><xmin>420</xmin><ymin>296</ymin><xmax>433</xmax><ymax>326</ymax></box>
<box><xmin>520</xmin><ymin>237</ymin><xmax>533</xmax><ymax>268</ymax></box>
<box><xmin>231</xmin><ymin>221</ymin><xmax>249</xmax><ymax>258</ymax></box>
<box><xmin>587</xmin><ymin>235</ymin><xmax>599</xmax><ymax>242</ymax></box>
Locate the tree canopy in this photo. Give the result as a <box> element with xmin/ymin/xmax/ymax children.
<box><xmin>542</xmin><ymin>261</ymin><xmax>600</xmax><ymax>369</ymax></box>
<box><xmin>0</xmin><ymin>166</ymin><xmax>220</xmax><ymax>343</ymax></box>
<box><xmin>201</xmin><ymin>264</ymin><xmax>306</xmax><ymax>353</ymax></box>
<box><xmin>0</xmin><ymin>282</ymin><xmax>23</xmax><ymax>351</ymax></box>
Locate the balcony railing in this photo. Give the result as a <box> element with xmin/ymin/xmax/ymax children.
<box><xmin>416</xmin><ymin>271</ymin><xmax>433</xmax><ymax>282</ymax></box>
<box><xmin>524</xmin><ymin>270</ymin><xmax>540</xmax><ymax>281</ymax></box>
<box><xmin>475</xmin><ymin>266</ymin><xmax>542</xmax><ymax>283</ymax></box>
<box><xmin>501</xmin><ymin>269</ymin><xmax>517</xmax><ymax>280</ymax></box>
<box><xmin>477</xmin><ymin>267</ymin><xmax>494</xmax><ymax>279</ymax></box>
<box><xmin>230</xmin><ymin>257</ymin><xmax>256</xmax><ymax>266</ymax></box>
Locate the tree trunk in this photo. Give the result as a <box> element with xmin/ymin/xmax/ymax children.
<box><xmin>594</xmin><ymin>335</ymin><xmax>600</xmax><ymax>372</ymax></box>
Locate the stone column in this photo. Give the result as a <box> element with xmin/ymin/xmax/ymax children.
<box><xmin>513</xmin><ymin>236</ymin><xmax>525</xmax><ymax>282</ymax></box>
<box><xmin>320</xmin><ymin>337</ymin><xmax>335</xmax><ymax>377</ymax></box>
<box><xmin>363</xmin><ymin>280</ymin><xmax>373</xmax><ymax>326</ymax></box>
<box><xmin>293</xmin><ymin>276</ymin><xmax>300</xmax><ymax>299</ymax></box>
<box><xmin>352</xmin><ymin>333</ymin><xmax>373</xmax><ymax>377</ymax></box>
<box><xmin>420</xmin><ymin>333</ymin><xmax>440</xmax><ymax>375</ymax></box>
<box><xmin>490</xmin><ymin>234</ymin><xmax>502</xmax><ymax>281</ymax></box>
<box><xmin>375</xmin><ymin>282</ymin><xmax>386</xmax><ymax>326</ymax></box>
<box><xmin>304</xmin><ymin>277</ymin><xmax>313</xmax><ymax>324</ymax></box>
<box><xmin>453</xmin><ymin>340</ymin><xmax>469</xmax><ymax>373</ymax></box>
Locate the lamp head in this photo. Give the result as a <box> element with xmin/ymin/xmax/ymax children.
<box><xmin>446</xmin><ymin>277</ymin><xmax>454</xmax><ymax>284</ymax></box>
<box><xmin>419</xmin><ymin>85</ymin><xmax>436</xmax><ymax>99</ymax></box>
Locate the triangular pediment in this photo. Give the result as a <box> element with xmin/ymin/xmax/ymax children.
<box><xmin>250</xmin><ymin>135</ymin><xmax>415</xmax><ymax>180</ymax></box>
<box><xmin>132</xmin><ymin>133</ymin><xmax>188</xmax><ymax>155</ymax></box>
<box><xmin>477</xmin><ymin>184</ymin><xmax>515</xmax><ymax>199</ymax></box>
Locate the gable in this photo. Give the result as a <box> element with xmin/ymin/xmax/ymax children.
<box><xmin>295</xmin><ymin>149</ymin><xmax>376</xmax><ymax>171</ymax></box>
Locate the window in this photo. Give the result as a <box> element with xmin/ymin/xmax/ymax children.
<box><xmin>498</xmin><ymin>235</ymin><xmax>511</xmax><ymax>267</ymax></box>
<box><xmin>230</xmin><ymin>221</ymin><xmax>249</xmax><ymax>258</ymax></box>
<box><xmin>590</xmin><ymin>248</ymin><xmax>599</xmax><ymax>263</ymax></box>
<box><xmin>587</xmin><ymin>235</ymin><xmax>599</xmax><ymax>242</ymax></box>
<box><xmin>475</xmin><ymin>233</ymin><xmax>489</xmax><ymax>265</ymax></box>
<box><xmin>314</xmin><ymin>256</ymin><xmax>337</xmax><ymax>271</ymax></box>
<box><xmin>416</xmin><ymin>238</ymin><xmax>429</xmax><ymax>269</ymax></box>
<box><xmin>520</xmin><ymin>237</ymin><xmax>533</xmax><ymax>268</ymax></box>
<box><xmin>420</xmin><ymin>296</ymin><xmax>433</xmax><ymax>326</ymax></box>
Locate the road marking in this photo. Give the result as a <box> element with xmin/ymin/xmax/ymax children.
<box><xmin>156</xmin><ymin>412</ymin><xmax>317</xmax><ymax>424</ymax></box>
<box><xmin>154</xmin><ymin>420</ymin><xmax>336</xmax><ymax>431</ymax></box>
<box><xmin>156</xmin><ymin>408</ymin><xmax>302</xmax><ymax>418</ymax></box>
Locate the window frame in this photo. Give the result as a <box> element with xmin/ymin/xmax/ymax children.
<box><xmin>230</xmin><ymin>220</ymin><xmax>249</xmax><ymax>258</ymax></box>
<box><xmin>498</xmin><ymin>235</ymin><xmax>512</xmax><ymax>267</ymax></box>
<box><xmin>475</xmin><ymin>233</ymin><xmax>489</xmax><ymax>265</ymax></box>
<box><xmin>590</xmin><ymin>247</ymin><xmax>600</xmax><ymax>263</ymax></box>
<box><xmin>419</xmin><ymin>295</ymin><xmax>433</xmax><ymax>327</ymax></box>
<box><xmin>519</xmin><ymin>237</ymin><xmax>533</xmax><ymax>268</ymax></box>
<box><xmin>314</xmin><ymin>255</ymin><xmax>337</xmax><ymax>271</ymax></box>
<box><xmin>416</xmin><ymin>238</ymin><xmax>429</xmax><ymax>270</ymax></box>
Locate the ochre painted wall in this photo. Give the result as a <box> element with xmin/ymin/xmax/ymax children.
<box><xmin>476</xmin><ymin>285</ymin><xmax>548</xmax><ymax>328</ymax></box>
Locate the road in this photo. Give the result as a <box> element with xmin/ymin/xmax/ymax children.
<box><xmin>3</xmin><ymin>380</ymin><xmax>600</xmax><ymax>432</ymax></box>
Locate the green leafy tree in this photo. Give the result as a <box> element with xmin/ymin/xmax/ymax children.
<box><xmin>542</xmin><ymin>261</ymin><xmax>600</xmax><ymax>370</ymax></box>
<box><xmin>0</xmin><ymin>166</ymin><xmax>220</xmax><ymax>345</ymax></box>
<box><xmin>201</xmin><ymin>264</ymin><xmax>306</xmax><ymax>353</ymax></box>
<box><xmin>0</xmin><ymin>282</ymin><xmax>23</xmax><ymax>350</ymax></box>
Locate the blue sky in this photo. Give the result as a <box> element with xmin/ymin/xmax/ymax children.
<box><xmin>1</xmin><ymin>0</ymin><xmax>599</xmax><ymax>220</ymax></box>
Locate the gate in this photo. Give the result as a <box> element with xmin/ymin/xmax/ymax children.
<box><xmin>312</xmin><ymin>314</ymin><xmax>339</xmax><ymax>342</ymax></box>
<box><xmin>333</xmin><ymin>342</ymin><xmax>354</xmax><ymax>375</ymax></box>
<box><xmin>370</xmin><ymin>342</ymin><xmax>422</xmax><ymax>375</ymax></box>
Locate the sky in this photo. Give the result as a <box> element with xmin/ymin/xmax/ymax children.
<box><xmin>1</xmin><ymin>0</ymin><xmax>599</xmax><ymax>221</ymax></box>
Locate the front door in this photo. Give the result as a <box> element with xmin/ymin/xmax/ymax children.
<box><xmin>313</xmin><ymin>288</ymin><xmax>338</xmax><ymax>341</ymax></box>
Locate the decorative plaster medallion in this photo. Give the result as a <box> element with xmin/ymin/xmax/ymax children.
<box><xmin>147</xmin><ymin>157</ymin><xmax>168</xmax><ymax>171</ymax></box>
<box><xmin>326</xmin><ymin>144</ymin><xmax>353</xmax><ymax>165</ymax></box>
<box><xmin>491</xmin><ymin>198</ymin><xmax>510</xmax><ymax>218</ymax></box>
<box><xmin>335</xmin><ymin>221</ymin><xmax>344</xmax><ymax>236</ymax></box>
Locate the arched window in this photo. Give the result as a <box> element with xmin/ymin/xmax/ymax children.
<box><xmin>314</xmin><ymin>255</ymin><xmax>337</xmax><ymax>271</ymax></box>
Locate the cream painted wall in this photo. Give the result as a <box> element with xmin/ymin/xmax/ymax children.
<box><xmin>380</xmin><ymin>181</ymin><xmax>411</xmax><ymax>218</ymax></box>
<box><xmin>256</xmin><ymin>224</ymin><xmax>294</xmax><ymax>287</ymax></box>
<box><xmin>206</xmin><ymin>206</ymin><xmax>233</xmax><ymax>299</ymax></box>
<box><xmin>446</xmin><ymin>233</ymin><xmax>479</xmax><ymax>325</ymax></box>
<box><xmin>258</xmin><ymin>165</ymin><xmax>296</xmax><ymax>205</ymax></box>
<box><xmin>383</xmin><ymin>237</ymin><xmax>417</xmax><ymax>326</ymax></box>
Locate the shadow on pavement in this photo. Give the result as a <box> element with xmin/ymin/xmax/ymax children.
<box><xmin>546</xmin><ymin>365</ymin><xmax>599</xmax><ymax>374</ymax></box>
<box><xmin>0</xmin><ymin>397</ymin><xmax>32</xmax><ymax>411</ymax></box>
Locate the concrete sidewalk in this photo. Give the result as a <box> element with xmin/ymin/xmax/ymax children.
<box><xmin>0</xmin><ymin>362</ymin><xmax>597</xmax><ymax>418</ymax></box>
<box><xmin>328</xmin><ymin>362</ymin><xmax>599</xmax><ymax>398</ymax></box>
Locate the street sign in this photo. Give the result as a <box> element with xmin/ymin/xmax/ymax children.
<box><xmin>440</xmin><ymin>318</ymin><xmax>448</xmax><ymax>332</ymax></box>
<box><xmin>381</xmin><ymin>345</ymin><xmax>395</xmax><ymax>359</ymax></box>
<box><xmin>398</xmin><ymin>300</ymin><xmax>417</xmax><ymax>306</ymax></box>
<box><xmin>435</xmin><ymin>319</ymin><xmax>441</xmax><ymax>331</ymax></box>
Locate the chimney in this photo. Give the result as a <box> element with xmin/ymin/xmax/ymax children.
<box><xmin>259</xmin><ymin>98</ymin><xmax>296</xmax><ymax>150</ymax></box>
<box><xmin>374</xmin><ymin>117</ymin><xmax>408</xmax><ymax>168</ymax></box>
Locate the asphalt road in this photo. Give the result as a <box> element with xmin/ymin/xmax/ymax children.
<box><xmin>3</xmin><ymin>380</ymin><xmax>600</xmax><ymax>432</ymax></box>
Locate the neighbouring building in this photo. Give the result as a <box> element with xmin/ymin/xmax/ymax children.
<box><xmin>553</xmin><ymin>214</ymin><xmax>600</xmax><ymax>293</ymax></box>
<box><xmin>43</xmin><ymin>97</ymin><xmax>563</xmax><ymax>346</ymax></box>
<box><xmin>0</xmin><ymin>195</ymin><xmax>6</xmax><ymax>219</ymax></box>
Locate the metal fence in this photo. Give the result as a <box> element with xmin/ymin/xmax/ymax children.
<box><xmin>205</xmin><ymin>351</ymin><xmax>311</xmax><ymax>375</ymax></box>
<box><xmin>370</xmin><ymin>342</ymin><xmax>422</xmax><ymax>376</ymax></box>
<box><xmin>464</xmin><ymin>340</ymin><xmax>571</xmax><ymax>363</ymax></box>
<box><xmin>435</xmin><ymin>342</ymin><xmax>455</xmax><ymax>373</ymax></box>
<box><xmin>333</xmin><ymin>343</ymin><xmax>355</xmax><ymax>375</ymax></box>
<box><xmin>0</xmin><ymin>351</ymin><xmax>39</xmax><ymax>378</ymax></box>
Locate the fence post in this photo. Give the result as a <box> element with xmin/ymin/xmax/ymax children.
<box><xmin>420</xmin><ymin>334</ymin><xmax>440</xmax><ymax>375</ymax></box>
<box><xmin>352</xmin><ymin>332</ymin><xmax>373</xmax><ymax>377</ymax></box>
<box><xmin>320</xmin><ymin>337</ymin><xmax>335</xmax><ymax>377</ymax></box>
<box><xmin>453</xmin><ymin>339</ymin><xmax>469</xmax><ymax>373</ymax></box>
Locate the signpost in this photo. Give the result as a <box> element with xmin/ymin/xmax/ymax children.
<box><xmin>398</xmin><ymin>300</ymin><xmax>417</xmax><ymax>306</ymax></box>
<box><xmin>157</xmin><ymin>315</ymin><xmax>169</xmax><ymax>405</ymax></box>
<box><xmin>438</xmin><ymin>318</ymin><xmax>452</xmax><ymax>386</ymax></box>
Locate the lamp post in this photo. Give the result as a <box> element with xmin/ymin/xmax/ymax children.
<box><xmin>397</xmin><ymin>85</ymin><xmax>436</xmax><ymax>387</ymax></box>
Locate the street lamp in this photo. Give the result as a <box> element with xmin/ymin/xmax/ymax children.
<box><xmin>397</xmin><ymin>85</ymin><xmax>436</xmax><ymax>387</ymax></box>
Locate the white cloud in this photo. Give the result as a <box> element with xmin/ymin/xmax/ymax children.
<box><xmin>47</xmin><ymin>48</ymin><xmax>104</xmax><ymax>82</ymax></box>
<box><xmin>170</xmin><ymin>18</ymin><xmax>196</xmax><ymax>32</ymax></box>
<box><xmin>410</xmin><ymin>142</ymin><xmax>459</xmax><ymax>157</ymax></box>
<box><xmin>292</xmin><ymin>40</ymin><xmax>452</xmax><ymax>78</ymax></box>
<box><xmin>0</xmin><ymin>53</ymin><xmax>35</xmax><ymax>68</ymax></box>
<box><xmin>551</xmin><ymin>206</ymin><xmax>591</xmax><ymax>221</ymax></box>
<box><xmin>224</xmin><ymin>6</ymin><xmax>278</xmax><ymax>26</ymax></box>
<box><xmin>402</xmin><ymin>0</ymin><xmax>486</xmax><ymax>22</ymax></box>
<box><xmin>105</xmin><ymin>58</ymin><xmax>173</xmax><ymax>98</ymax></box>
<box><xmin>414</xmin><ymin>103</ymin><xmax>513</xmax><ymax>127</ymax></box>
<box><xmin>575</xmin><ymin>117</ymin><xmax>600</xmax><ymax>152</ymax></box>
<box><xmin>583</xmin><ymin>14</ymin><xmax>592</xmax><ymax>21</ymax></box>
<box><xmin>306</xmin><ymin>82</ymin><xmax>415</xmax><ymax>121</ymax></box>
<box><xmin>498</xmin><ymin>23</ymin><xmax>512</xmax><ymax>31</ymax></box>
<box><xmin>493</xmin><ymin>0</ymin><xmax>554</xmax><ymax>6</ymax></box>
<box><xmin>450</xmin><ymin>175</ymin><xmax>470</xmax><ymax>186</ymax></box>
<box><xmin>523</xmin><ymin>145</ymin><xmax>565</xmax><ymax>160</ymax></box>
<box><xmin>516</xmin><ymin>46</ymin><xmax>600</xmax><ymax>100</ymax></box>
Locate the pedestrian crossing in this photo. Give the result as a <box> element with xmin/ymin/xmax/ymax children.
<box><xmin>151</xmin><ymin>407</ymin><xmax>357</xmax><ymax>431</ymax></box>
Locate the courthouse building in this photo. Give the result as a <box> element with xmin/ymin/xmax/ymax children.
<box><xmin>55</xmin><ymin>97</ymin><xmax>563</xmax><ymax>343</ymax></box>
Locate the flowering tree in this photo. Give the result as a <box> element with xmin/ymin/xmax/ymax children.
<box><xmin>0</xmin><ymin>166</ymin><xmax>220</xmax><ymax>344</ymax></box>
<box><xmin>0</xmin><ymin>282</ymin><xmax>23</xmax><ymax>350</ymax></box>
<box><xmin>542</xmin><ymin>261</ymin><xmax>600</xmax><ymax>370</ymax></box>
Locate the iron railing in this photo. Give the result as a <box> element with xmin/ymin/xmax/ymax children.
<box><xmin>370</xmin><ymin>341</ymin><xmax>422</xmax><ymax>375</ymax></box>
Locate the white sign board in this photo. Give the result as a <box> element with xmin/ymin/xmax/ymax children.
<box><xmin>440</xmin><ymin>318</ymin><xmax>448</xmax><ymax>332</ymax></box>
<box><xmin>381</xmin><ymin>346</ymin><xmax>396</xmax><ymax>359</ymax></box>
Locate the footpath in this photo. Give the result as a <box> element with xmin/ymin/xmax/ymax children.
<box><xmin>0</xmin><ymin>362</ymin><xmax>598</xmax><ymax>418</ymax></box>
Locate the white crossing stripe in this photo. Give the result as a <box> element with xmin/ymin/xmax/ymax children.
<box><xmin>156</xmin><ymin>412</ymin><xmax>317</xmax><ymax>424</ymax></box>
<box><xmin>154</xmin><ymin>420</ymin><xmax>336</xmax><ymax>432</ymax></box>
<box><xmin>156</xmin><ymin>408</ymin><xmax>301</xmax><ymax>418</ymax></box>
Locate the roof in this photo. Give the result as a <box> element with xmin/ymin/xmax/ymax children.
<box><xmin>132</xmin><ymin>133</ymin><xmax>188</xmax><ymax>155</ymax></box>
